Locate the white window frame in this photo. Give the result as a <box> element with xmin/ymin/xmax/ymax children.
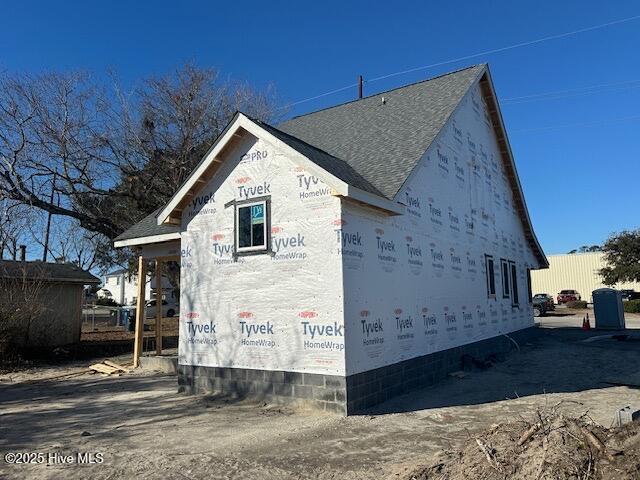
<box><xmin>235</xmin><ymin>199</ymin><xmax>269</xmax><ymax>254</ymax></box>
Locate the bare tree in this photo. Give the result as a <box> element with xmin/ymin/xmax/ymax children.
<box><xmin>0</xmin><ymin>65</ymin><xmax>280</xmax><ymax>243</ymax></box>
<box><xmin>0</xmin><ymin>199</ymin><xmax>33</xmax><ymax>259</ymax></box>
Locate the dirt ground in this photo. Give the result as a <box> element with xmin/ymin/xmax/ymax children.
<box><xmin>1</xmin><ymin>312</ymin><xmax>639</xmax><ymax>480</ymax></box>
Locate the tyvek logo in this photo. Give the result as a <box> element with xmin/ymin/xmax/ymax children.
<box><xmin>428</xmin><ymin>198</ymin><xmax>443</xmax><ymax>227</ymax></box>
<box><xmin>454</xmin><ymin>159</ymin><xmax>465</xmax><ymax>183</ymax></box>
<box><xmin>297</xmin><ymin>173</ymin><xmax>331</xmax><ymax>200</ymax></box>
<box><xmin>429</xmin><ymin>242</ymin><xmax>444</xmax><ymax>276</ymax></box>
<box><xmin>393</xmin><ymin>308</ymin><xmax>414</xmax><ymax>343</ymax></box>
<box><xmin>462</xmin><ymin>306</ymin><xmax>474</xmax><ymax>334</ymax></box>
<box><xmin>464</xmin><ymin>214</ymin><xmax>475</xmax><ymax>235</ymax></box>
<box><xmin>422</xmin><ymin>307</ymin><xmax>438</xmax><ymax>342</ymax></box>
<box><xmin>436</xmin><ymin>146</ymin><xmax>449</xmax><ymax>175</ymax></box>
<box><xmin>477</xmin><ymin>305</ymin><xmax>488</xmax><ymax>329</ymax></box>
<box><xmin>404</xmin><ymin>188</ymin><xmax>422</xmax><ymax>218</ymax></box>
<box><xmin>238</xmin><ymin>311</ymin><xmax>275</xmax><ymax>348</ymax></box>
<box><xmin>448</xmin><ymin>207</ymin><xmax>460</xmax><ymax>233</ymax></box>
<box><xmin>187</xmin><ymin>192</ymin><xmax>216</xmax><ymax>218</ymax></box>
<box><xmin>358</xmin><ymin>310</ymin><xmax>384</xmax><ymax>354</ymax></box>
<box><xmin>237</xmin><ymin>181</ymin><xmax>271</xmax><ymax>200</ymax></box>
<box><xmin>185</xmin><ymin>312</ymin><xmax>218</xmax><ymax>346</ymax></box>
<box><xmin>271</xmin><ymin>226</ymin><xmax>307</xmax><ymax>261</ymax></box>
<box><xmin>211</xmin><ymin>233</ymin><xmax>234</xmax><ymax>265</ymax></box>
<box><xmin>375</xmin><ymin>228</ymin><xmax>396</xmax><ymax>272</ymax></box>
<box><xmin>466</xmin><ymin>252</ymin><xmax>477</xmax><ymax>276</ymax></box>
<box><xmin>449</xmin><ymin>247</ymin><xmax>462</xmax><ymax>277</ymax></box>
<box><xmin>335</xmin><ymin>218</ymin><xmax>363</xmax><ymax>263</ymax></box>
<box><xmin>444</xmin><ymin>307</ymin><xmax>457</xmax><ymax>337</ymax></box>
<box><xmin>181</xmin><ymin>245</ymin><xmax>194</xmax><ymax>269</ymax></box>
<box><xmin>452</xmin><ymin>120</ymin><xmax>463</xmax><ymax>145</ymax></box>
<box><xmin>299</xmin><ymin>310</ymin><xmax>344</xmax><ymax>352</ymax></box>
<box><xmin>405</xmin><ymin>235</ymin><xmax>423</xmax><ymax>274</ymax></box>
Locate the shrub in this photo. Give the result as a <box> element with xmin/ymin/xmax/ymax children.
<box><xmin>566</xmin><ymin>300</ymin><xmax>588</xmax><ymax>309</ymax></box>
<box><xmin>95</xmin><ymin>297</ymin><xmax>120</xmax><ymax>307</ymax></box>
<box><xmin>623</xmin><ymin>299</ymin><xmax>640</xmax><ymax>313</ymax></box>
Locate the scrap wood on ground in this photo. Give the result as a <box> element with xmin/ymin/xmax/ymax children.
<box><xmin>407</xmin><ymin>404</ymin><xmax>640</xmax><ymax>480</ymax></box>
<box><xmin>88</xmin><ymin>360</ymin><xmax>131</xmax><ymax>376</ymax></box>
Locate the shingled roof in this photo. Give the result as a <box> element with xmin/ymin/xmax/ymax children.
<box><xmin>278</xmin><ymin>65</ymin><xmax>484</xmax><ymax>199</ymax></box>
<box><xmin>0</xmin><ymin>260</ymin><xmax>100</xmax><ymax>284</ymax></box>
<box><xmin>114</xmin><ymin>208</ymin><xmax>180</xmax><ymax>243</ymax></box>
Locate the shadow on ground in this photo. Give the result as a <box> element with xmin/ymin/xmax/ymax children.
<box><xmin>366</xmin><ymin>327</ymin><xmax>640</xmax><ymax>415</ymax></box>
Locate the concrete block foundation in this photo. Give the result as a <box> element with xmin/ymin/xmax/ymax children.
<box><xmin>178</xmin><ymin>327</ymin><xmax>538</xmax><ymax>415</ymax></box>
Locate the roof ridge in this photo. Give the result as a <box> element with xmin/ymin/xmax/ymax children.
<box><xmin>282</xmin><ymin>64</ymin><xmax>485</xmax><ymax>123</ymax></box>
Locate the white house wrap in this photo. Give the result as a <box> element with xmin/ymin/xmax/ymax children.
<box><xmin>115</xmin><ymin>64</ymin><xmax>547</xmax><ymax>414</ymax></box>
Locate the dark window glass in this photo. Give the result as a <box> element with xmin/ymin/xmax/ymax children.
<box><xmin>510</xmin><ymin>262</ymin><xmax>519</xmax><ymax>306</ymax></box>
<box><xmin>526</xmin><ymin>269</ymin><xmax>532</xmax><ymax>303</ymax></box>
<box><xmin>237</xmin><ymin>202</ymin><xmax>266</xmax><ymax>250</ymax></box>
<box><xmin>501</xmin><ymin>260</ymin><xmax>510</xmax><ymax>297</ymax></box>
<box><xmin>238</xmin><ymin>206</ymin><xmax>252</xmax><ymax>248</ymax></box>
<box><xmin>486</xmin><ymin>255</ymin><xmax>496</xmax><ymax>296</ymax></box>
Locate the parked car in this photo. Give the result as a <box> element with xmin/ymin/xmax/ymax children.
<box><xmin>620</xmin><ymin>289</ymin><xmax>640</xmax><ymax>301</ymax></box>
<box><xmin>533</xmin><ymin>293</ymin><xmax>555</xmax><ymax>310</ymax></box>
<box><xmin>532</xmin><ymin>296</ymin><xmax>551</xmax><ymax>317</ymax></box>
<box><xmin>557</xmin><ymin>289</ymin><xmax>581</xmax><ymax>304</ymax></box>
<box><xmin>145</xmin><ymin>299</ymin><xmax>179</xmax><ymax>319</ymax></box>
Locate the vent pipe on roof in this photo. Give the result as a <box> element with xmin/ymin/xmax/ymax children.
<box><xmin>19</xmin><ymin>245</ymin><xmax>26</xmax><ymax>262</ymax></box>
<box><xmin>358</xmin><ymin>75</ymin><xmax>363</xmax><ymax>99</ymax></box>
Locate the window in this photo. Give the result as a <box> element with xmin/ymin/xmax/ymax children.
<box><xmin>510</xmin><ymin>261</ymin><xmax>519</xmax><ymax>306</ymax></box>
<box><xmin>526</xmin><ymin>269</ymin><xmax>532</xmax><ymax>304</ymax></box>
<box><xmin>485</xmin><ymin>255</ymin><xmax>496</xmax><ymax>297</ymax></box>
<box><xmin>501</xmin><ymin>259</ymin><xmax>510</xmax><ymax>298</ymax></box>
<box><xmin>235</xmin><ymin>198</ymin><xmax>270</xmax><ymax>254</ymax></box>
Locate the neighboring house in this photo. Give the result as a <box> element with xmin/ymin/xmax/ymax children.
<box><xmin>98</xmin><ymin>268</ymin><xmax>174</xmax><ymax>306</ymax></box>
<box><xmin>114</xmin><ymin>64</ymin><xmax>548</xmax><ymax>414</ymax></box>
<box><xmin>0</xmin><ymin>260</ymin><xmax>100</xmax><ymax>347</ymax></box>
<box><xmin>531</xmin><ymin>252</ymin><xmax>640</xmax><ymax>303</ymax></box>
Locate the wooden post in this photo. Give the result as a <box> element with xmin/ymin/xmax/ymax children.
<box><xmin>133</xmin><ymin>255</ymin><xmax>147</xmax><ymax>368</ymax></box>
<box><xmin>155</xmin><ymin>259</ymin><xmax>162</xmax><ymax>355</ymax></box>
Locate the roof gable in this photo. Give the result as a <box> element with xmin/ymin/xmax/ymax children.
<box><xmin>279</xmin><ymin>65</ymin><xmax>484</xmax><ymax>199</ymax></box>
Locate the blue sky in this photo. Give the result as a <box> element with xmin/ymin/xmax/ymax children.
<box><xmin>2</xmin><ymin>0</ymin><xmax>639</xmax><ymax>255</ymax></box>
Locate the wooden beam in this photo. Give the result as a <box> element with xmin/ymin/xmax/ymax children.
<box><xmin>133</xmin><ymin>255</ymin><xmax>147</xmax><ymax>368</ymax></box>
<box><xmin>155</xmin><ymin>259</ymin><xmax>162</xmax><ymax>355</ymax></box>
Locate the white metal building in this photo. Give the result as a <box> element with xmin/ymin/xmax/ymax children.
<box><xmin>531</xmin><ymin>252</ymin><xmax>640</xmax><ymax>303</ymax></box>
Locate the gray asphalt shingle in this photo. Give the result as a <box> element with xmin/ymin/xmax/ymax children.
<box><xmin>114</xmin><ymin>208</ymin><xmax>180</xmax><ymax>243</ymax></box>
<box><xmin>0</xmin><ymin>260</ymin><xmax>100</xmax><ymax>284</ymax></box>
<box><xmin>278</xmin><ymin>65</ymin><xmax>484</xmax><ymax>199</ymax></box>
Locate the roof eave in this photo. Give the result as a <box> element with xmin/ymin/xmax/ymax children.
<box><xmin>114</xmin><ymin>232</ymin><xmax>181</xmax><ymax>249</ymax></box>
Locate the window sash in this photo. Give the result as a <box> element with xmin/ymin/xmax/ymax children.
<box><xmin>501</xmin><ymin>259</ymin><xmax>510</xmax><ymax>298</ymax></box>
<box><xmin>510</xmin><ymin>261</ymin><xmax>519</xmax><ymax>306</ymax></box>
<box><xmin>485</xmin><ymin>255</ymin><xmax>496</xmax><ymax>297</ymax></box>
<box><xmin>236</xmin><ymin>200</ymin><xmax>267</xmax><ymax>252</ymax></box>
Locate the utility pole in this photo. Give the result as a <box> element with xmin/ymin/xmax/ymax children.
<box><xmin>42</xmin><ymin>172</ymin><xmax>56</xmax><ymax>262</ymax></box>
<box><xmin>358</xmin><ymin>75</ymin><xmax>363</xmax><ymax>99</ymax></box>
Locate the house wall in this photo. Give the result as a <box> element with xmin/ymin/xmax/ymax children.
<box><xmin>531</xmin><ymin>252</ymin><xmax>640</xmax><ymax>303</ymax></box>
<box><xmin>342</xmin><ymin>82</ymin><xmax>540</xmax><ymax>376</ymax></box>
<box><xmin>179</xmin><ymin>134</ymin><xmax>345</xmax><ymax>376</ymax></box>
<box><xmin>2</xmin><ymin>282</ymin><xmax>84</xmax><ymax>347</ymax></box>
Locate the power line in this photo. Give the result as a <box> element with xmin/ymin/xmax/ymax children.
<box><xmin>511</xmin><ymin>114</ymin><xmax>640</xmax><ymax>134</ymax></box>
<box><xmin>502</xmin><ymin>79</ymin><xmax>640</xmax><ymax>105</ymax></box>
<box><xmin>284</xmin><ymin>13</ymin><xmax>640</xmax><ymax>110</ymax></box>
